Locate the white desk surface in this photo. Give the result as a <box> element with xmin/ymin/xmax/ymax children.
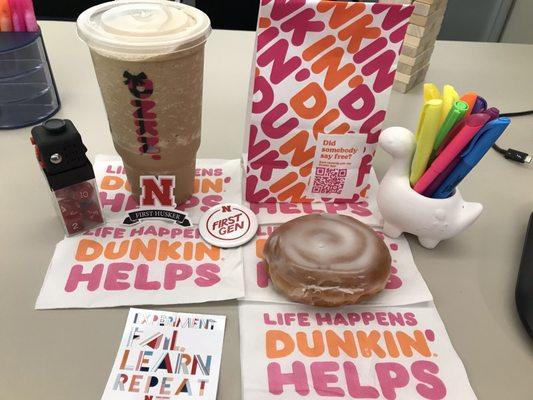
<box><xmin>1</xmin><ymin>21</ymin><xmax>532</xmax><ymax>399</ymax></box>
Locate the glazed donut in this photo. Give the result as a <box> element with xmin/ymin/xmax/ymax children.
<box><xmin>263</xmin><ymin>214</ymin><xmax>391</xmax><ymax>307</ymax></box>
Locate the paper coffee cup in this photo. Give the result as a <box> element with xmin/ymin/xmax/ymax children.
<box><xmin>77</xmin><ymin>0</ymin><xmax>211</xmax><ymax>204</ymax></box>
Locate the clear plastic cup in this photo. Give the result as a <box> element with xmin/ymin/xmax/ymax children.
<box><xmin>77</xmin><ymin>0</ymin><xmax>211</xmax><ymax>204</ymax></box>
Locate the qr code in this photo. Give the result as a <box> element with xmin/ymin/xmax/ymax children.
<box><xmin>311</xmin><ymin>168</ymin><xmax>347</xmax><ymax>194</ymax></box>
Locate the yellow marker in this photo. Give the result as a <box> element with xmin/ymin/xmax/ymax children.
<box><xmin>440</xmin><ymin>84</ymin><xmax>459</xmax><ymax>125</ymax></box>
<box><xmin>423</xmin><ymin>83</ymin><xmax>441</xmax><ymax>102</ymax></box>
<box><xmin>410</xmin><ymin>99</ymin><xmax>443</xmax><ymax>186</ymax></box>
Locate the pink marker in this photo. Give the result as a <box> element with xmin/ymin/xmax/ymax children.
<box><xmin>19</xmin><ymin>0</ymin><xmax>37</xmax><ymax>31</ymax></box>
<box><xmin>8</xmin><ymin>0</ymin><xmax>25</xmax><ymax>31</ymax></box>
<box><xmin>413</xmin><ymin>113</ymin><xmax>491</xmax><ymax>194</ymax></box>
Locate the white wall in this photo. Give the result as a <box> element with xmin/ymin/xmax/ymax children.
<box><xmin>500</xmin><ymin>0</ymin><xmax>533</xmax><ymax>43</ymax></box>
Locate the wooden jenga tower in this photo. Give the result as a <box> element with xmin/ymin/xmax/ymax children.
<box><xmin>380</xmin><ymin>0</ymin><xmax>448</xmax><ymax>93</ymax></box>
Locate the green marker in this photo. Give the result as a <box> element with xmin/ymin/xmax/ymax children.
<box><xmin>429</xmin><ymin>100</ymin><xmax>469</xmax><ymax>163</ymax></box>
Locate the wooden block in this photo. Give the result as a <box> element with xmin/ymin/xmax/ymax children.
<box><xmin>413</xmin><ymin>2</ymin><xmax>431</xmax><ymax>16</ymax></box>
<box><xmin>404</xmin><ymin>33</ymin><xmax>428</xmax><ymax>48</ymax></box>
<box><xmin>397</xmin><ymin>0</ymin><xmax>445</xmax><ymax>58</ymax></box>
<box><xmin>397</xmin><ymin>57</ymin><xmax>429</xmax><ymax>75</ymax></box>
<box><xmin>393</xmin><ymin>80</ymin><xmax>415</xmax><ymax>93</ymax></box>
<box><xmin>403</xmin><ymin>23</ymin><xmax>440</xmax><ymax>48</ymax></box>
<box><xmin>415</xmin><ymin>0</ymin><xmax>446</xmax><ymax>5</ymax></box>
<box><xmin>412</xmin><ymin>0</ymin><xmax>447</xmax><ymax>17</ymax></box>
<box><xmin>378</xmin><ymin>0</ymin><xmax>413</xmax><ymax>4</ymax></box>
<box><xmin>407</xmin><ymin>19</ymin><xmax>442</xmax><ymax>38</ymax></box>
<box><xmin>399</xmin><ymin>44</ymin><xmax>435</xmax><ymax>66</ymax></box>
<box><xmin>393</xmin><ymin>64</ymin><xmax>429</xmax><ymax>92</ymax></box>
<box><xmin>393</xmin><ymin>74</ymin><xmax>425</xmax><ymax>93</ymax></box>
<box><xmin>410</xmin><ymin>6</ymin><xmax>446</xmax><ymax>27</ymax></box>
<box><xmin>396</xmin><ymin>62</ymin><xmax>413</xmax><ymax>75</ymax></box>
<box><xmin>396</xmin><ymin>48</ymin><xmax>434</xmax><ymax>74</ymax></box>
<box><xmin>395</xmin><ymin>64</ymin><xmax>429</xmax><ymax>84</ymax></box>
<box><xmin>400</xmin><ymin>38</ymin><xmax>433</xmax><ymax>58</ymax></box>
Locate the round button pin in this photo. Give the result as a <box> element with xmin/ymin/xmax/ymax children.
<box><xmin>199</xmin><ymin>203</ymin><xmax>258</xmax><ymax>248</ymax></box>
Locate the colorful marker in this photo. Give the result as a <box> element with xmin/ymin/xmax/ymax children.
<box><xmin>471</xmin><ymin>96</ymin><xmax>487</xmax><ymax>114</ymax></box>
<box><xmin>441</xmin><ymin>84</ymin><xmax>459</xmax><ymax>125</ymax></box>
<box><xmin>19</xmin><ymin>0</ymin><xmax>37</xmax><ymax>32</ymax></box>
<box><xmin>430</xmin><ymin>100</ymin><xmax>468</xmax><ymax>163</ymax></box>
<box><xmin>0</xmin><ymin>0</ymin><xmax>13</xmax><ymax>31</ymax></box>
<box><xmin>410</xmin><ymin>99</ymin><xmax>443</xmax><ymax>186</ymax></box>
<box><xmin>483</xmin><ymin>107</ymin><xmax>500</xmax><ymax>121</ymax></box>
<box><xmin>436</xmin><ymin>104</ymin><xmax>497</xmax><ymax>156</ymax></box>
<box><xmin>460</xmin><ymin>92</ymin><xmax>478</xmax><ymax>118</ymax></box>
<box><xmin>423</xmin><ymin>83</ymin><xmax>441</xmax><ymax>102</ymax></box>
<box><xmin>413</xmin><ymin>113</ymin><xmax>491</xmax><ymax>194</ymax></box>
<box><xmin>8</xmin><ymin>0</ymin><xmax>26</xmax><ymax>31</ymax></box>
<box><xmin>436</xmin><ymin>119</ymin><xmax>465</xmax><ymax>156</ymax></box>
<box><xmin>432</xmin><ymin>118</ymin><xmax>510</xmax><ymax>198</ymax></box>
<box><xmin>422</xmin><ymin>156</ymin><xmax>461</xmax><ymax>197</ymax></box>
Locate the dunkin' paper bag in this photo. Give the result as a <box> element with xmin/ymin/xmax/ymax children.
<box><xmin>245</xmin><ymin>1</ymin><xmax>413</xmax><ymax>203</ymax></box>
<box><xmin>242</xmin><ymin>154</ymin><xmax>383</xmax><ymax>226</ymax></box>
<box><xmin>247</xmin><ymin>168</ymin><xmax>383</xmax><ymax>226</ymax></box>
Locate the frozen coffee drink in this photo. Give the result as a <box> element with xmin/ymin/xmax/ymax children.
<box><xmin>77</xmin><ymin>0</ymin><xmax>211</xmax><ymax>204</ymax></box>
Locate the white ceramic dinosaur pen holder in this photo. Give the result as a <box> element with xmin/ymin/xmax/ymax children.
<box><xmin>377</xmin><ymin>127</ymin><xmax>483</xmax><ymax>249</ymax></box>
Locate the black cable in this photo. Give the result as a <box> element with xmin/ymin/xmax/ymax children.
<box><xmin>492</xmin><ymin>143</ymin><xmax>506</xmax><ymax>155</ymax></box>
<box><xmin>500</xmin><ymin>110</ymin><xmax>533</xmax><ymax>118</ymax></box>
<box><xmin>491</xmin><ymin>110</ymin><xmax>533</xmax><ymax>163</ymax></box>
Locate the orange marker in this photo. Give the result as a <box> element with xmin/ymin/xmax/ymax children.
<box><xmin>0</xmin><ymin>0</ymin><xmax>13</xmax><ymax>31</ymax></box>
<box><xmin>460</xmin><ymin>92</ymin><xmax>478</xmax><ymax>118</ymax></box>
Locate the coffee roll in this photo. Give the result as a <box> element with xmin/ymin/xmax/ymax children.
<box><xmin>263</xmin><ymin>214</ymin><xmax>391</xmax><ymax>307</ymax></box>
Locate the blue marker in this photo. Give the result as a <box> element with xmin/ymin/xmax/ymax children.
<box><xmin>432</xmin><ymin>117</ymin><xmax>511</xmax><ymax>199</ymax></box>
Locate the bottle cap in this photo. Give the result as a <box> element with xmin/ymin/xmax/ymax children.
<box><xmin>77</xmin><ymin>0</ymin><xmax>211</xmax><ymax>56</ymax></box>
<box><xmin>199</xmin><ymin>204</ymin><xmax>258</xmax><ymax>248</ymax></box>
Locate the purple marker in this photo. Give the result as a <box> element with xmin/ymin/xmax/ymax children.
<box><xmin>423</xmin><ymin>156</ymin><xmax>461</xmax><ymax>197</ymax></box>
<box><xmin>483</xmin><ymin>107</ymin><xmax>500</xmax><ymax>121</ymax></box>
<box><xmin>472</xmin><ymin>96</ymin><xmax>487</xmax><ymax>114</ymax></box>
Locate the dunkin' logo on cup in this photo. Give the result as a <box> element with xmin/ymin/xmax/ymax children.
<box><xmin>123</xmin><ymin>71</ymin><xmax>161</xmax><ymax>160</ymax></box>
